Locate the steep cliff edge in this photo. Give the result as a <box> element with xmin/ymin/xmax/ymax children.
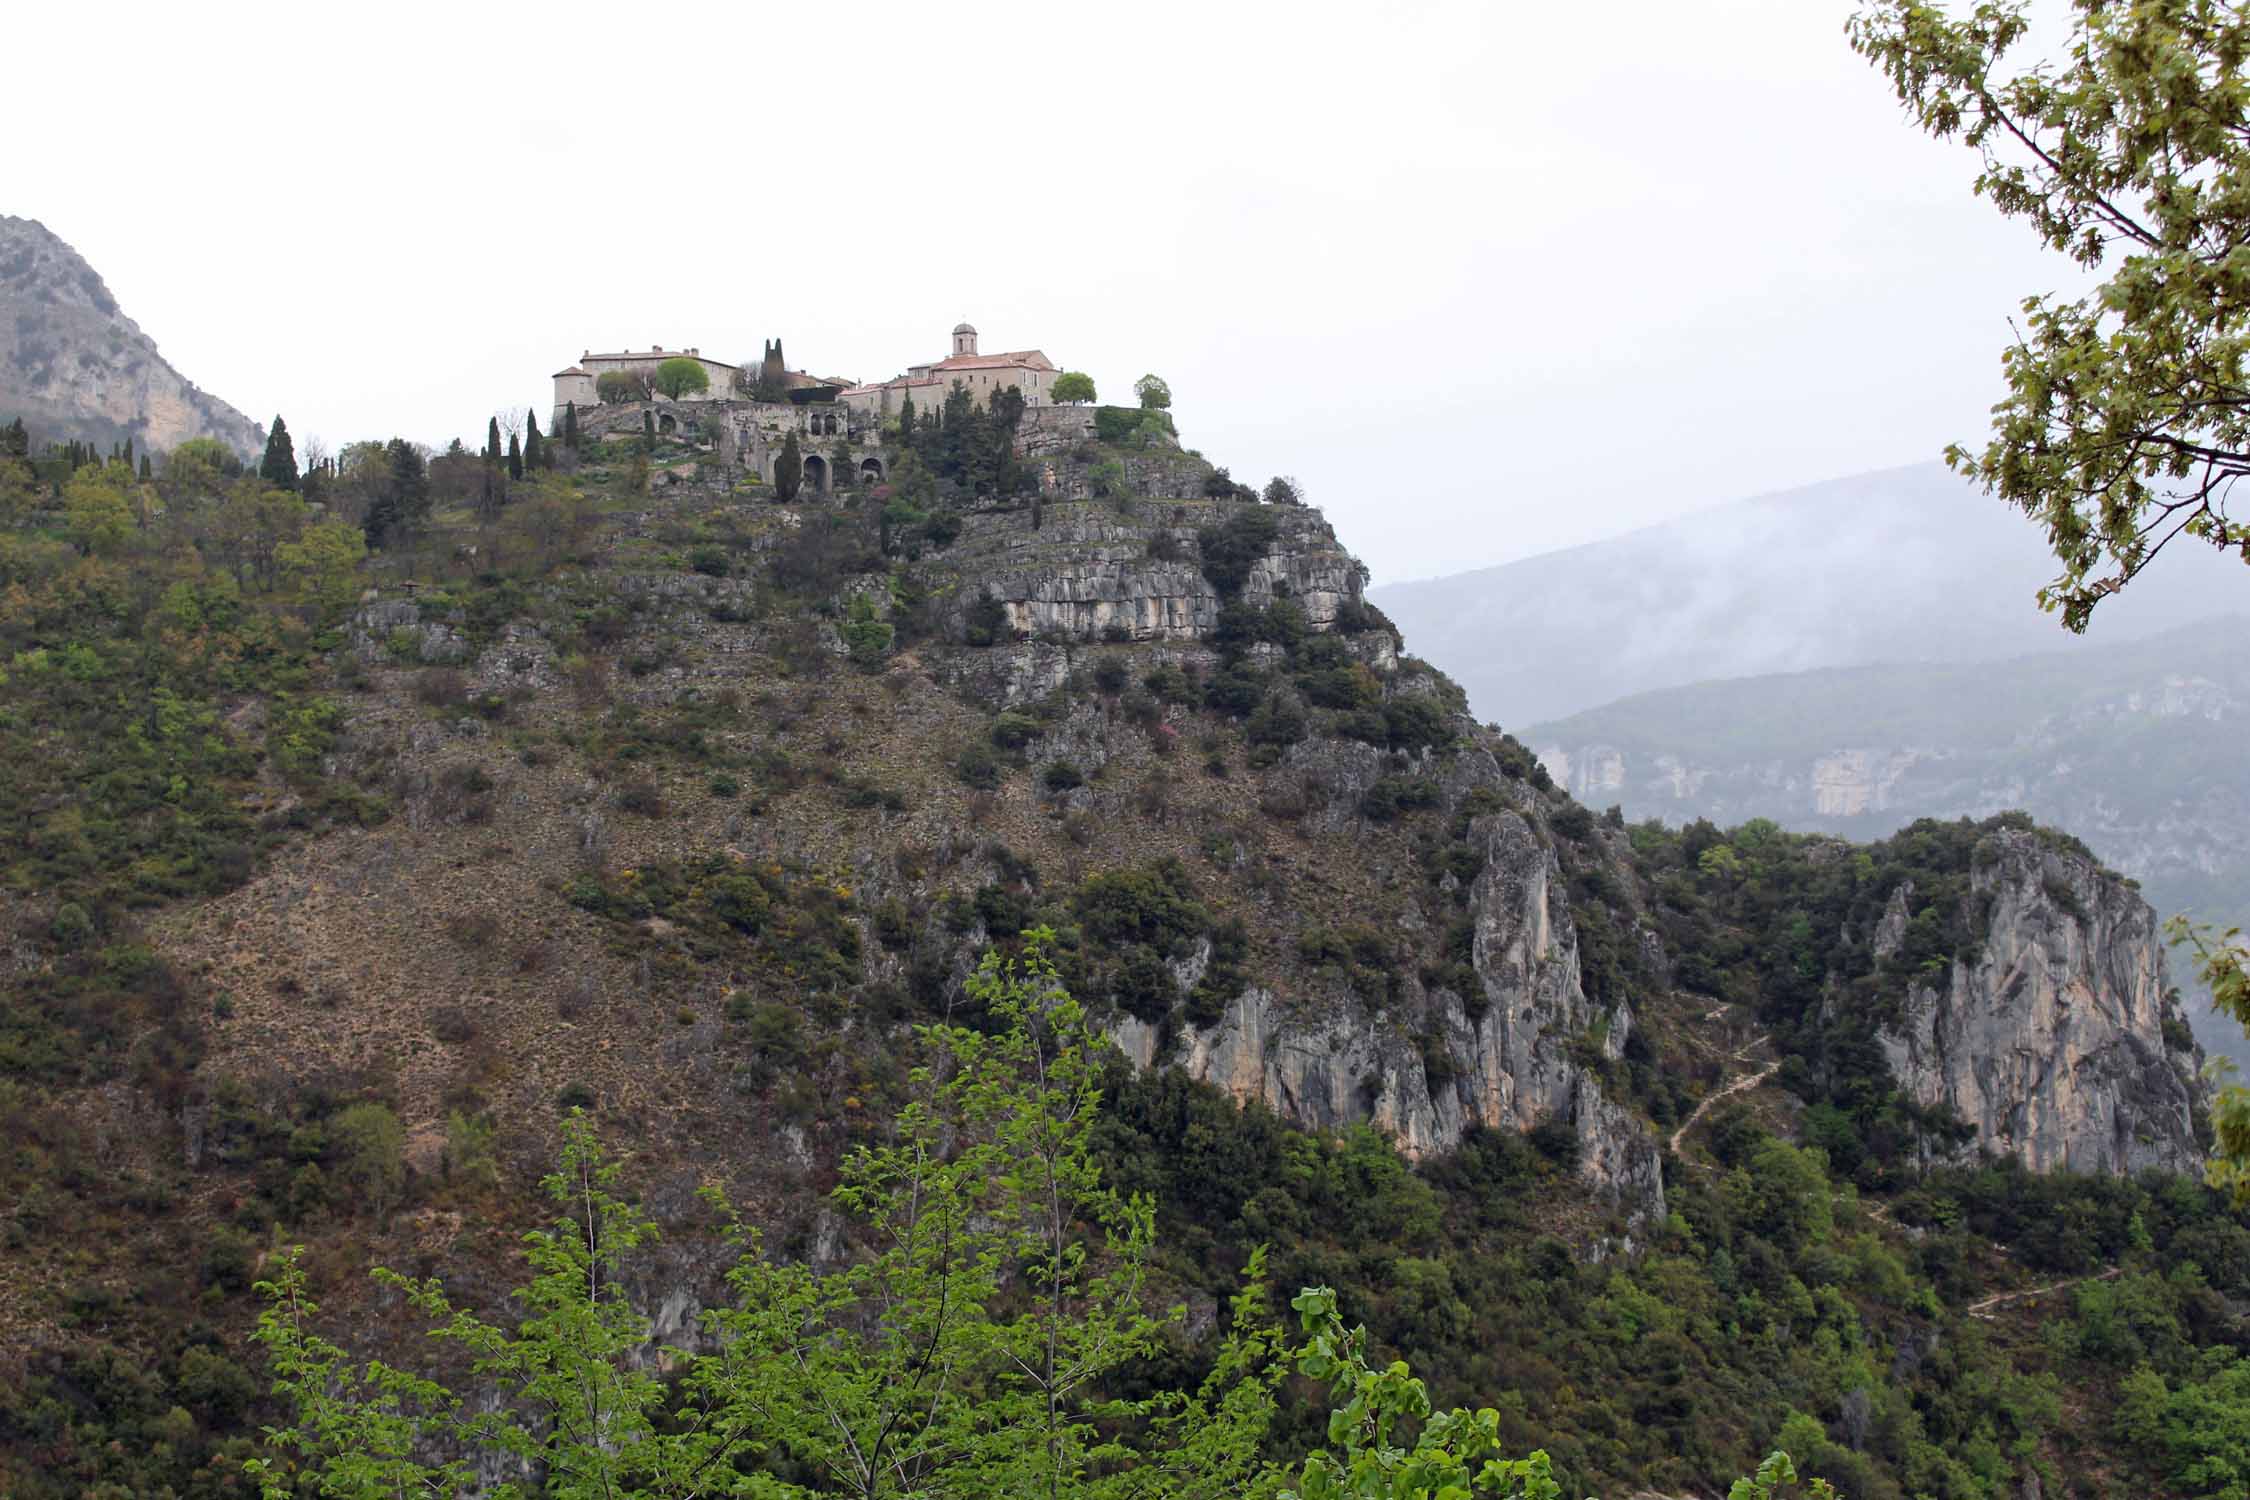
<box><xmin>0</xmin><ymin>214</ymin><xmax>263</xmax><ymax>456</ymax></box>
<box><xmin>1878</xmin><ymin>829</ymin><xmax>2205</xmax><ymax>1175</ymax></box>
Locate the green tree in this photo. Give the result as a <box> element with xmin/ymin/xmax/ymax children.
<box><xmin>486</xmin><ymin>415</ymin><xmax>503</xmax><ymax>467</ymax></box>
<box><xmin>563</xmin><ymin>401</ymin><xmax>580</xmax><ymax>451</ymax></box>
<box><xmin>1849</xmin><ymin>0</ymin><xmax>2250</xmax><ymax>631</ymax></box>
<box><xmin>63</xmin><ymin>465</ymin><xmax>133</xmax><ymax>555</ymax></box>
<box><xmin>775</xmin><ymin>430</ymin><xmax>803</xmax><ymax>501</ymax></box>
<box><xmin>363</xmin><ymin>438</ymin><xmax>430</xmax><ymax>550</ymax></box>
<box><xmin>507</xmin><ymin>431</ymin><xmax>523</xmax><ymax>482</ymax></box>
<box><xmin>162</xmin><ymin>436</ymin><xmax>242</xmax><ymax>511</ymax></box>
<box><xmin>597</xmin><ymin>369</ymin><xmax>647</xmax><ymax>404</ymax></box>
<box><xmin>654</xmin><ymin>357</ymin><xmax>712</xmax><ymax>401</ymax></box>
<box><xmin>246</xmin><ymin>938</ymin><xmax>1291</xmax><ymax>1500</ymax></box>
<box><xmin>277</xmin><ymin>519</ymin><xmax>369</xmax><ymax>613</ymax></box>
<box><xmin>328</xmin><ymin>1102</ymin><xmax>406</xmax><ymax>1219</ymax></box>
<box><xmin>1052</xmin><ymin>371</ymin><xmax>1097</xmax><ymax>405</ymax></box>
<box><xmin>0</xmin><ymin>454</ymin><xmax>36</xmax><ymax>527</ymax></box>
<box><xmin>524</xmin><ymin>413</ymin><xmax>544</xmax><ymax>473</ymax></box>
<box><xmin>1134</xmin><ymin>374</ymin><xmax>1173</xmax><ymax>411</ymax></box>
<box><xmin>259</xmin><ymin>415</ymin><xmax>298</xmax><ymax>491</ymax></box>
<box><xmin>207</xmin><ymin>480</ymin><xmax>308</xmax><ymax>590</ymax></box>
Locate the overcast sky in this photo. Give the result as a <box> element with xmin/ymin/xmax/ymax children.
<box><xmin>13</xmin><ymin>0</ymin><xmax>2071</xmax><ymax>586</ymax></box>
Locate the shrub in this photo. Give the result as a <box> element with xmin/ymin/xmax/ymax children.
<box><xmin>1093</xmin><ymin>656</ymin><xmax>1130</xmax><ymax>694</ymax></box>
<box><xmin>689</xmin><ymin>545</ymin><xmax>731</xmax><ymax>577</ymax></box>
<box><xmin>964</xmin><ymin>595</ymin><xmax>1009</xmax><ymax>647</ymax></box>
<box><xmin>956</xmin><ymin>743</ymin><xmax>1002</xmax><ymax>790</ymax></box>
<box><xmin>1043</xmin><ymin>760</ymin><xmax>1085</xmax><ymax>793</ymax></box>
<box><xmin>991</xmin><ymin>712</ymin><xmax>1041</xmax><ymax>750</ymax></box>
<box><xmin>556</xmin><ymin>1082</ymin><xmax>597</xmax><ymax>1112</ymax></box>
<box><xmin>417</xmin><ymin>668</ymin><xmax>470</xmax><ymax>708</ymax></box>
<box><xmin>1196</xmin><ymin>507</ymin><xmax>1281</xmax><ymax>599</ymax></box>
<box><xmin>614</xmin><ymin>778</ymin><xmax>666</xmax><ymax>816</ymax></box>
<box><xmin>1362</xmin><ymin>776</ymin><xmax>1442</xmax><ymax>822</ymax></box>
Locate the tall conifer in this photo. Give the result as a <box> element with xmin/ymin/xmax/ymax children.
<box><xmin>524</xmin><ymin>414</ymin><xmax>544</xmax><ymax>473</ymax></box>
<box><xmin>260</xmin><ymin>416</ymin><xmax>299</xmax><ymax>491</ymax></box>
<box><xmin>487</xmin><ymin>417</ymin><xmax>503</xmax><ymax>467</ymax></box>
<box><xmin>507</xmin><ymin>432</ymin><xmax>523</xmax><ymax>481</ymax></box>
<box><xmin>563</xmin><ymin>402</ymin><xmax>579</xmax><ymax>450</ymax></box>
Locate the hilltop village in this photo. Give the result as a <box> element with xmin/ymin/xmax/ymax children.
<box><xmin>550</xmin><ymin>323</ymin><xmax>1102</xmax><ymax>495</ymax></box>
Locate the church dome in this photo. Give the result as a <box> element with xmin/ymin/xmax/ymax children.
<box><xmin>952</xmin><ymin>321</ymin><xmax>976</xmax><ymax>335</ymax></box>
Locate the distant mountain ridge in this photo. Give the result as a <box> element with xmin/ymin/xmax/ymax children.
<box><xmin>0</xmin><ymin>214</ymin><xmax>263</xmax><ymax>456</ymax></box>
<box><xmin>1372</xmin><ymin>462</ymin><xmax>2247</xmax><ymax>727</ymax></box>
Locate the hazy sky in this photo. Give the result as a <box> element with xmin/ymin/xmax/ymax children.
<box><xmin>14</xmin><ymin>0</ymin><xmax>2072</xmax><ymax>586</ymax></box>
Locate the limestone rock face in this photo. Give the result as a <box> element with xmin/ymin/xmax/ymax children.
<box><xmin>0</xmin><ymin>215</ymin><xmax>264</xmax><ymax>456</ymax></box>
<box><xmin>1116</xmin><ymin>800</ymin><xmax>1665</xmax><ymax>1224</ymax></box>
<box><xmin>944</xmin><ymin>501</ymin><xmax>1368</xmax><ymax>645</ymax></box>
<box><xmin>1880</xmin><ymin>830</ymin><xmax>2203</xmax><ymax>1175</ymax></box>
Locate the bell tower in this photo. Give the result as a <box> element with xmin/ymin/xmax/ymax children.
<box><xmin>951</xmin><ymin>321</ymin><xmax>978</xmax><ymax>357</ymax></box>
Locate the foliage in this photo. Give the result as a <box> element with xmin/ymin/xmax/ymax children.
<box><xmin>259</xmin><ymin>415</ymin><xmax>298</xmax><ymax>491</ymax></box>
<box><xmin>654</xmin><ymin>357</ymin><xmax>712</xmax><ymax>401</ymax></box>
<box><xmin>2170</xmin><ymin>916</ymin><xmax>2250</xmax><ymax>1205</ymax></box>
<box><xmin>1849</xmin><ymin>0</ymin><xmax>2250</xmax><ymax>630</ymax></box>
<box><xmin>1135</xmin><ymin>374</ymin><xmax>1174</xmax><ymax>411</ymax></box>
<box><xmin>1053</xmin><ymin>371</ymin><xmax>1098</xmax><ymax>404</ymax></box>
<box><xmin>776</xmin><ymin>431</ymin><xmax>803</xmax><ymax>502</ymax></box>
<box><xmin>1197</xmin><ymin>507</ymin><xmax>1282</xmax><ymax>599</ymax></box>
<box><xmin>597</xmin><ymin>369</ymin><xmax>649</xmax><ymax>404</ymax></box>
<box><xmin>246</xmin><ymin>941</ymin><xmax>1290</xmax><ymax>1500</ymax></box>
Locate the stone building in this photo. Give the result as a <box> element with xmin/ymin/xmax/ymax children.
<box><xmin>841</xmin><ymin>323</ymin><xmax>1060</xmax><ymax>418</ymax></box>
<box><xmin>552</xmin><ymin>345</ymin><xmax>740</xmax><ymax>423</ymax></box>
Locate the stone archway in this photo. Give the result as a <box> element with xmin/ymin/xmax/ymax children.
<box><xmin>860</xmin><ymin>456</ymin><xmax>886</xmax><ymax>485</ymax></box>
<box><xmin>658</xmin><ymin>413</ymin><xmax>677</xmax><ymax>435</ymax></box>
<box><xmin>802</xmin><ymin>454</ymin><xmax>829</xmax><ymax>495</ymax></box>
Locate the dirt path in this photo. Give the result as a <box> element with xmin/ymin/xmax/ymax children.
<box><xmin>1668</xmin><ymin>1034</ymin><xmax>1781</xmax><ymax>1156</ymax></box>
<box><xmin>1966</xmin><ymin>1266</ymin><xmax>2120</xmax><ymax>1319</ymax></box>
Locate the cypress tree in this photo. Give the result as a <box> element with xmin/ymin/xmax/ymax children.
<box><xmin>642</xmin><ymin>411</ymin><xmax>655</xmax><ymax>453</ymax></box>
<box><xmin>898</xmin><ymin>392</ymin><xmax>914</xmax><ymax>452</ymax></box>
<box><xmin>122</xmin><ymin>437</ymin><xmax>134</xmax><ymax>470</ymax></box>
<box><xmin>524</xmin><ymin>413</ymin><xmax>544</xmax><ymax>473</ymax></box>
<box><xmin>139</xmin><ymin>453</ymin><xmax>151</xmax><ymax>480</ymax></box>
<box><xmin>507</xmin><ymin>432</ymin><xmax>523</xmax><ymax>481</ymax></box>
<box><xmin>775</xmin><ymin>431</ymin><xmax>802</xmax><ymax>501</ymax></box>
<box><xmin>260</xmin><ymin>415</ymin><xmax>299</xmax><ymax>491</ymax></box>
<box><xmin>3</xmin><ymin>418</ymin><xmax>26</xmax><ymax>458</ymax></box>
<box><xmin>487</xmin><ymin>417</ymin><xmax>503</xmax><ymax>468</ymax></box>
<box><xmin>563</xmin><ymin>402</ymin><xmax>579</xmax><ymax>450</ymax></box>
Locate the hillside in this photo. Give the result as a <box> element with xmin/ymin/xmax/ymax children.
<box><xmin>0</xmin><ymin>214</ymin><xmax>264</xmax><ymax>456</ymax></box>
<box><xmin>1371</xmin><ymin>462</ymin><xmax>2247</xmax><ymax>727</ymax></box>
<box><xmin>1525</xmin><ymin>621</ymin><xmax>2250</xmax><ymax>1068</ymax></box>
<box><xmin>0</xmin><ymin>406</ymin><xmax>2243</xmax><ymax>1500</ymax></box>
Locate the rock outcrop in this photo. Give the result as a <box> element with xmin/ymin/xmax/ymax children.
<box><xmin>1879</xmin><ymin>829</ymin><xmax>2204</xmax><ymax>1175</ymax></box>
<box><xmin>1115</xmin><ymin>770</ymin><xmax>1665</xmax><ymax>1224</ymax></box>
<box><xmin>942</xmin><ymin>500</ymin><xmax>1367</xmax><ymax>644</ymax></box>
<box><xmin>0</xmin><ymin>214</ymin><xmax>264</xmax><ymax>456</ymax></box>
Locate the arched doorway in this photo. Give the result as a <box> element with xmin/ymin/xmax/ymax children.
<box><xmin>860</xmin><ymin>456</ymin><xmax>885</xmax><ymax>485</ymax></box>
<box><xmin>802</xmin><ymin>454</ymin><xmax>829</xmax><ymax>495</ymax></box>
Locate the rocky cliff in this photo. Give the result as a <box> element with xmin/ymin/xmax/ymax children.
<box><xmin>1529</xmin><ymin>620</ymin><xmax>2250</xmax><ymax>1070</ymax></box>
<box><xmin>1878</xmin><ymin>829</ymin><xmax>2204</xmax><ymax>1175</ymax></box>
<box><xmin>0</xmin><ymin>214</ymin><xmax>264</xmax><ymax>456</ymax></box>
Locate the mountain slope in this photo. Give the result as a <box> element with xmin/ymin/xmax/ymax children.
<box><xmin>0</xmin><ymin>418</ymin><xmax>2232</xmax><ymax>1500</ymax></box>
<box><xmin>0</xmin><ymin>214</ymin><xmax>263</xmax><ymax>456</ymax></box>
<box><xmin>1372</xmin><ymin>462</ymin><xmax>2247</xmax><ymax>726</ymax></box>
